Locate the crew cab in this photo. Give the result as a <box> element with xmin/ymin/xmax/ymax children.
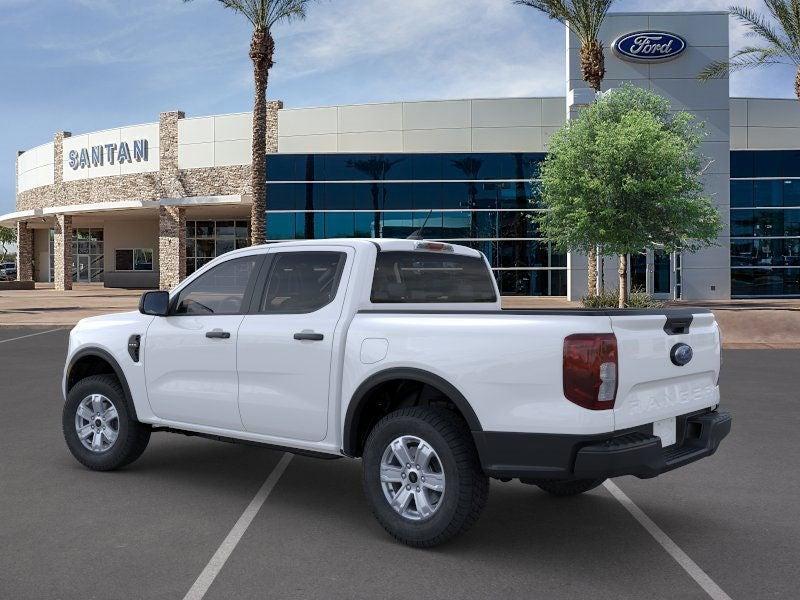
<box><xmin>62</xmin><ymin>239</ymin><xmax>731</xmax><ymax>547</ymax></box>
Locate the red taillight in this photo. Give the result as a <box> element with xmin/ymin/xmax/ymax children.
<box><xmin>563</xmin><ymin>334</ymin><xmax>618</xmax><ymax>410</ymax></box>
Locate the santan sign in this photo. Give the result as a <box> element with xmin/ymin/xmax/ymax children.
<box><xmin>613</xmin><ymin>31</ymin><xmax>687</xmax><ymax>62</ymax></box>
<box><xmin>68</xmin><ymin>139</ymin><xmax>149</xmax><ymax>170</ymax></box>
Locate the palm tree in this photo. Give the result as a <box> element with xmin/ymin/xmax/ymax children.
<box><xmin>184</xmin><ymin>0</ymin><xmax>314</xmax><ymax>245</ymax></box>
<box><xmin>515</xmin><ymin>0</ymin><xmax>616</xmax><ymax>296</ymax></box>
<box><xmin>699</xmin><ymin>3</ymin><xmax>800</xmax><ymax>101</ymax></box>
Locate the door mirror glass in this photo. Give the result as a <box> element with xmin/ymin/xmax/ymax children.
<box><xmin>139</xmin><ymin>290</ymin><xmax>170</xmax><ymax>316</ymax></box>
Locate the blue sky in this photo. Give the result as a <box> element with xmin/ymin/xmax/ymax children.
<box><xmin>1</xmin><ymin>0</ymin><xmax>797</xmax><ymax>215</ymax></box>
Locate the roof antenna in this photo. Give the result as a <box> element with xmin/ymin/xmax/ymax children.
<box><xmin>406</xmin><ymin>209</ymin><xmax>433</xmax><ymax>240</ymax></box>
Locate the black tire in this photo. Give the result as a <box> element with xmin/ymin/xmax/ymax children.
<box><xmin>362</xmin><ymin>407</ymin><xmax>489</xmax><ymax>548</ymax></box>
<box><xmin>62</xmin><ymin>374</ymin><xmax>151</xmax><ymax>471</ymax></box>
<box><xmin>534</xmin><ymin>478</ymin><xmax>605</xmax><ymax>497</ymax></box>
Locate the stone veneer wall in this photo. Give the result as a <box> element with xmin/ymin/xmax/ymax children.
<box><xmin>15</xmin><ymin>222</ymin><xmax>33</xmax><ymax>281</ymax></box>
<box><xmin>158</xmin><ymin>206</ymin><xmax>186</xmax><ymax>290</ymax></box>
<box><xmin>16</xmin><ymin>102</ymin><xmax>283</xmax><ymax>212</ymax></box>
<box><xmin>15</xmin><ymin>103</ymin><xmax>282</xmax><ymax>286</ymax></box>
<box><xmin>53</xmin><ymin>214</ymin><xmax>73</xmax><ymax>291</ymax></box>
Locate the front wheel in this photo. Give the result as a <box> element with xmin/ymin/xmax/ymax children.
<box><xmin>362</xmin><ymin>407</ymin><xmax>489</xmax><ymax>547</ymax></box>
<box><xmin>62</xmin><ymin>374</ymin><xmax>151</xmax><ymax>471</ymax></box>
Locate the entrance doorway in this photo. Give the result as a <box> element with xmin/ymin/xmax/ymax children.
<box><xmin>625</xmin><ymin>249</ymin><xmax>677</xmax><ymax>299</ymax></box>
<box><xmin>72</xmin><ymin>228</ymin><xmax>104</xmax><ymax>283</ymax></box>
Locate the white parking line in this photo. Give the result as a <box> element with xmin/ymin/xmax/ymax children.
<box><xmin>604</xmin><ymin>480</ymin><xmax>732</xmax><ymax>600</ymax></box>
<box><xmin>0</xmin><ymin>328</ymin><xmax>64</xmax><ymax>344</ymax></box>
<box><xmin>183</xmin><ymin>452</ymin><xmax>293</xmax><ymax>600</ymax></box>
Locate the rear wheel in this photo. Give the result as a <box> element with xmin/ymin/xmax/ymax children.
<box><xmin>62</xmin><ymin>374</ymin><xmax>151</xmax><ymax>471</ymax></box>
<box><xmin>362</xmin><ymin>407</ymin><xmax>488</xmax><ymax>547</ymax></box>
<box><xmin>534</xmin><ymin>478</ymin><xmax>605</xmax><ymax>497</ymax></box>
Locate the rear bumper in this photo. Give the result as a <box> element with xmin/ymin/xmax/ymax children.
<box><xmin>473</xmin><ymin>409</ymin><xmax>732</xmax><ymax>481</ymax></box>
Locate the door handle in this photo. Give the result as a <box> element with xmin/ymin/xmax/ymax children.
<box><xmin>206</xmin><ymin>330</ymin><xmax>231</xmax><ymax>339</ymax></box>
<box><xmin>293</xmin><ymin>332</ymin><xmax>324</xmax><ymax>341</ymax></box>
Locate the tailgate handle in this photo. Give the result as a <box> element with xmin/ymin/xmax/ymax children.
<box><xmin>664</xmin><ymin>315</ymin><xmax>693</xmax><ymax>335</ymax></box>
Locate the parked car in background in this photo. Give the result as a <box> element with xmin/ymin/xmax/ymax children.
<box><xmin>0</xmin><ymin>262</ymin><xmax>16</xmax><ymax>281</ymax></box>
<box><xmin>61</xmin><ymin>239</ymin><xmax>731</xmax><ymax>547</ymax></box>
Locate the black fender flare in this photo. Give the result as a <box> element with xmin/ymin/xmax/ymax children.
<box><xmin>66</xmin><ymin>347</ymin><xmax>139</xmax><ymax>422</ymax></box>
<box><xmin>342</xmin><ymin>367</ymin><xmax>482</xmax><ymax>457</ymax></box>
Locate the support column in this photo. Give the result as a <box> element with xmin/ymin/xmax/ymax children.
<box><xmin>53</xmin><ymin>214</ymin><xmax>73</xmax><ymax>291</ymax></box>
<box><xmin>16</xmin><ymin>221</ymin><xmax>33</xmax><ymax>282</ymax></box>
<box><xmin>159</xmin><ymin>205</ymin><xmax>185</xmax><ymax>291</ymax></box>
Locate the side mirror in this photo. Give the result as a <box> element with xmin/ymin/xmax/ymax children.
<box><xmin>139</xmin><ymin>290</ymin><xmax>170</xmax><ymax>316</ymax></box>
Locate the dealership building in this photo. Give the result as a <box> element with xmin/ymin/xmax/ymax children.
<box><xmin>4</xmin><ymin>10</ymin><xmax>800</xmax><ymax>300</ymax></box>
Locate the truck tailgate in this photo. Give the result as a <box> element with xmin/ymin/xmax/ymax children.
<box><xmin>611</xmin><ymin>310</ymin><xmax>720</xmax><ymax>432</ymax></box>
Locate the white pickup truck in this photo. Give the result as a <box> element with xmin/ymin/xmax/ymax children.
<box><xmin>62</xmin><ymin>239</ymin><xmax>731</xmax><ymax>547</ymax></box>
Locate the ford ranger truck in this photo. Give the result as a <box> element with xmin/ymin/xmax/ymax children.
<box><xmin>62</xmin><ymin>239</ymin><xmax>731</xmax><ymax>547</ymax></box>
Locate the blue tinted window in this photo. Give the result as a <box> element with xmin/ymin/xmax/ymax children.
<box><xmin>754</xmin><ymin>151</ymin><xmax>783</xmax><ymax>177</ymax></box>
<box><xmin>353</xmin><ymin>183</ymin><xmax>379</xmax><ymax>210</ymax></box>
<box><xmin>266</xmin><ymin>155</ymin><xmax>296</xmax><ymax>181</ymax></box>
<box><xmin>441</xmin><ymin>183</ymin><xmax>470</xmax><ymax>209</ymax></box>
<box><xmin>411</xmin><ymin>183</ymin><xmax>442</xmax><ymax>210</ymax></box>
<box><xmin>324</xmin><ymin>183</ymin><xmax>353</xmax><ymax>210</ymax></box>
<box><xmin>266</xmin><ymin>213</ymin><xmax>295</xmax><ymax>240</ymax></box>
<box><xmin>551</xmin><ymin>245</ymin><xmax>567</xmax><ymax>268</ymax></box>
<box><xmin>783</xmin><ymin>180</ymin><xmax>800</xmax><ymax>207</ymax></box>
<box><xmin>325</xmin><ymin>213</ymin><xmax>354</xmax><ymax>237</ymax></box>
<box><xmin>267</xmin><ymin>184</ymin><xmax>298</xmax><ymax>210</ymax></box>
<box><xmin>382</xmin><ymin>183</ymin><xmax>414</xmax><ymax>210</ymax></box>
<box><xmin>498</xmin><ymin>270</ymin><xmax>549</xmax><ymax>296</ymax></box>
<box><xmin>731</xmin><ymin>210</ymin><xmax>754</xmax><ymax>237</ymax></box>
<box><xmin>731</xmin><ymin>239</ymin><xmax>800</xmax><ymax>267</ymax></box>
<box><xmin>730</xmin><ymin>151</ymin><xmax>754</xmax><ymax>178</ymax></box>
<box><xmin>444</xmin><ymin>155</ymin><xmax>487</xmax><ymax>180</ymax></box>
<box><xmin>411</xmin><ymin>155</ymin><xmax>442</xmax><ymax>180</ymax></box>
<box><xmin>732</xmin><ymin>268</ymin><xmax>800</xmax><ymax>296</ymax></box>
<box><xmin>754</xmin><ymin>180</ymin><xmax>783</xmax><ymax>207</ymax></box>
<box><xmin>781</xmin><ymin>150</ymin><xmax>800</xmax><ymax>177</ymax></box>
<box><xmin>381</xmin><ymin>212</ymin><xmax>415</xmax><ymax>238</ymax></box>
<box><xmin>730</xmin><ymin>181</ymin><xmax>753</xmax><ymax>208</ymax></box>
<box><xmin>441</xmin><ymin>212</ymin><xmax>472</xmax><ymax>238</ymax></box>
<box><xmin>354</xmin><ymin>212</ymin><xmax>376</xmax><ymax>237</ymax></box>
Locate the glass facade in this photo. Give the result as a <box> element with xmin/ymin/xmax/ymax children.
<box><xmin>731</xmin><ymin>151</ymin><xmax>800</xmax><ymax>297</ymax></box>
<box><xmin>186</xmin><ymin>220</ymin><xmax>251</xmax><ymax>276</ymax></box>
<box><xmin>264</xmin><ymin>153</ymin><xmax>567</xmax><ymax>296</ymax></box>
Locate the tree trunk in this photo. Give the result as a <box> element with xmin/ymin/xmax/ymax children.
<box><xmin>580</xmin><ymin>39</ymin><xmax>604</xmax><ymax>296</ymax></box>
<box><xmin>618</xmin><ymin>254</ymin><xmax>627</xmax><ymax>309</ymax></box>
<box><xmin>249</xmin><ymin>29</ymin><xmax>275</xmax><ymax>246</ymax></box>
<box><xmin>587</xmin><ymin>246</ymin><xmax>597</xmax><ymax>297</ymax></box>
<box><xmin>796</xmin><ymin>67</ymin><xmax>800</xmax><ymax>102</ymax></box>
<box><xmin>580</xmin><ymin>40</ymin><xmax>605</xmax><ymax>93</ymax></box>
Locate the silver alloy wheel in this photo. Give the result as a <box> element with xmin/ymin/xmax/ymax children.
<box><xmin>74</xmin><ymin>394</ymin><xmax>120</xmax><ymax>453</ymax></box>
<box><xmin>380</xmin><ymin>435</ymin><xmax>446</xmax><ymax>521</ymax></box>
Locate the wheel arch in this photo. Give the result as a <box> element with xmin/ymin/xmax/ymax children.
<box><xmin>342</xmin><ymin>367</ymin><xmax>482</xmax><ymax>457</ymax></box>
<box><xmin>66</xmin><ymin>348</ymin><xmax>139</xmax><ymax>422</ymax></box>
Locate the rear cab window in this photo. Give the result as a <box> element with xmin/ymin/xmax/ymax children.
<box><xmin>371</xmin><ymin>251</ymin><xmax>497</xmax><ymax>303</ymax></box>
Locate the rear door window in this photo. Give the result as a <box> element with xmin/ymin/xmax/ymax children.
<box><xmin>260</xmin><ymin>251</ymin><xmax>346</xmax><ymax>314</ymax></box>
<box><xmin>371</xmin><ymin>251</ymin><xmax>497</xmax><ymax>303</ymax></box>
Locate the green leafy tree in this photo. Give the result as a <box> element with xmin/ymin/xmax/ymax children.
<box><xmin>536</xmin><ymin>85</ymin><xmax>722</xmax><ymax>308</ymax></box>
<box><xmin>184</xmin><ymin>0</ymin><xmax>316</xmax><ymax>245</ymax></box>
<box><xmin>515</xmin><ymin>0</ymin><xmax>617</xmax><ymax>295</ymax></box>
<box><xmin>0</xmin><ymin>226</ymin><xmax>15</xmax><ymax>263</ymax></box>
<box><xmin>699</xmin><ymin>2</ymin><xmax>800</xmax><ymax>100</ymax></box>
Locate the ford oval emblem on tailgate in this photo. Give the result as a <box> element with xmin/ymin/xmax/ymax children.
<box><xmin>670</xmin><ymin>343</ymin><xmax>693</xmax><ymax>366</ymax></box>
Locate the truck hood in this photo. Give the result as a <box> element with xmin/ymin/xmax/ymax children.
<box><xmin>73</xmin><ymin>310</ymin><xmax>153</xmax><ymax>332</ymax></box>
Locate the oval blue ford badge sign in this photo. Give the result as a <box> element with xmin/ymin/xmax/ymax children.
<box><xmin>613</xmin><ymin>31</ymin><xmax>687</xmax><ymax>62</ymax></box>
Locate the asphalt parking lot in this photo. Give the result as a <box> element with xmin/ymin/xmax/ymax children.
<box><xmin>0</xmin><ymin>327</ymin><xmax>798</xmax><ymax>599</ymax></box>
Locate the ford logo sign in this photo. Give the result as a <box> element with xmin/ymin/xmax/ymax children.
<box><xmin>613</xmin><ymin>31</ymin><xmax>687</xmax><ymax>63</ymax></box>
<box><xmin>670</xmin><ymin>343</ymin><xmax>693</xmax><ymax>367</ymax></box>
